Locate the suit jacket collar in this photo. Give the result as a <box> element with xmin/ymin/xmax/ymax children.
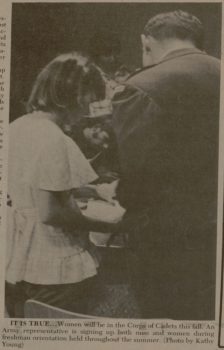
<box><xmin>128</xmin><ymin>48</ymin><xmax>207</xmax><ymax>80</ymax></box>
<box><xmin>158</xmin><ymin>48</ymin><xmax>207</xmax><ymax>64</ymax></box>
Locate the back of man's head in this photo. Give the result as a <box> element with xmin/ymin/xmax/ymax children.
<box><xmin>143</xmin><ymin>10</ymin><xmax>204</xmax><ymax>49</ymax></box>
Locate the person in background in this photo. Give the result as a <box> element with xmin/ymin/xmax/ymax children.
<box><xmin>6</xmin><ymin>52</ymin><xmax>118</xmax><ymax>318</ymax></box>
<box><xmin>88</xmin><ymin>30</ymin><xmax>121</xmax><ymax>78</ymax></box>
<box><xmin>88</xmin><ymin>30</ymin><xmax>132</xmax><ymax>98</ymax></box>
<box><xmin>112</xmin><ymin>10</ymin><xmax>220</xmax><ymax>319</ymax></box>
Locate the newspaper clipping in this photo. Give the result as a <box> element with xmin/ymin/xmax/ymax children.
<box><xmin>0</xmin><ymin>1</ymin><xmax>223</xmax><ymax>349</ymax></box>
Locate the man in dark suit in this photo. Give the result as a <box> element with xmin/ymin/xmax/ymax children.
<box><xmin>112</xmin><ymin>10</ymin><xmax>220</xmax><ymax>319</ymax></box>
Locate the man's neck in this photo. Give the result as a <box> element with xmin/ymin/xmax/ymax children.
<box><xmin>155</xmin><ymin>40</ymin><xmax>197</xmax><ymax>63</ymax></box>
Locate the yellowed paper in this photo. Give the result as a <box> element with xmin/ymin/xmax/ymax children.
<box><xmin>0</xmin><ymin>1</ymin><xmax>223</xmax><ymax>349</ymax></box>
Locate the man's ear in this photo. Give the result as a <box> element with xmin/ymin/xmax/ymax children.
<box><xmin>141</xmin><ymin>34</ymin><xmax>151</xmax><ymax>52</ymax></box>
<box><xmin>141</xmin><ymin>34</ymin><xmax>154</xmax><ymax>67</ymax></box>
<box><xmin>141</xmin><ymin>34</ymin><xmax>147</xmax><ymax>48</ymax></box>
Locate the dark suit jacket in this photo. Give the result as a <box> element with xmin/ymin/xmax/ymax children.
<box><xmin>113</xmin><ymin>48</ymin><xmax>220</xmax><ymax>246</ymax></box>
<box><xmin>112</xmin><ymin>48</ymin><xmax>220</xmax><ymax>319</ymax></box>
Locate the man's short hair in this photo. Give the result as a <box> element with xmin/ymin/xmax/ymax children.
<box><xmin>143</xmin><ymin>10</ymin><xmax>204</xmax><ymax>49</ymax></box>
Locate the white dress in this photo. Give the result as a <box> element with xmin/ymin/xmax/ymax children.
<box><xmin>6</xmin><ymin>111</ymin><xmax>98</xmax><ymax>285</ymax></box>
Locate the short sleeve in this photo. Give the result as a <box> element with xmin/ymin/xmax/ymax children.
<box><xmin>37</xmin><ymin>134</ymin><xmax>97</xmax><ymax>191</ymax></box>
<box><xmin>65</xmin><ymin>136</ymin><xmax>98</xmax><ymax>187</ymax></box>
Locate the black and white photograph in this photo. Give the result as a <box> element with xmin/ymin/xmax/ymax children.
<box><xmin>5</xmin><ymin>2</ymin><xmax>221</xmax><ymax>321</ymax></box>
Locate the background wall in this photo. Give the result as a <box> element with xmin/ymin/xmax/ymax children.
<box><xmin>10</xmin><ymin>2</ymin><xmax>222</xmax><ymax>121</ymax></box>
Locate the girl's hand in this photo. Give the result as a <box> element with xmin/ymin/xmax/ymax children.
<box><xmin>95</xmin><ymin>180</ymin><xmax>119</xmax><ymax>203</ymax></box>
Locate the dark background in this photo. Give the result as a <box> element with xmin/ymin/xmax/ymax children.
<box><xmin>10</xmin><ymin>2</ymin><xmax>221</xmax><ymax>122</ymax></box>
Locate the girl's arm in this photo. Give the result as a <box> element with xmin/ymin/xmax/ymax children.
<box><xmin>37</xmin><ymin>189</ymin><xmax>119</xmax><ymax>233</ymax></box>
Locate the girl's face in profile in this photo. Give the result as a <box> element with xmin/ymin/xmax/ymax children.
<box><xmin>80</xmin><ymin>92</ymin><xmax>98</xmax><ymax>115</ymax></box>
<box><xmin>66</xmin><ymin>91</ymin><xmax>98</xmax><ymax>127</ymax></box>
